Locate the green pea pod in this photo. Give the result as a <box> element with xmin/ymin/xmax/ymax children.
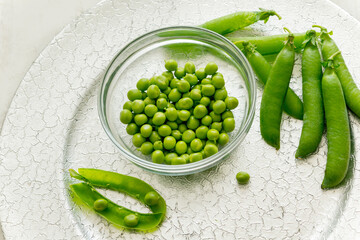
<box><xmin>243</xmin><ymin>42</ymin><xmax>303</xmax><ymax>120</ymax></box>
<box><xmin>314</xmin><ymin>25</ymin><xmax>360</xmax><ymax>119</ymax></box>
<box><xmin>199</xmin><ymin>8</ymin><xmax>281</xmax><ymax>35</ymax></box>
<box><xmin>72</xmin><ymin>168</ymin><xmax>166</xmax><ymax>214</ymax></box>
<box><xmin>70</xmin><ymin>183</ymin><xmax>164</xmax><ymax>230</ymax></box>
<box><xmin>260</xmin><ymin>28</ymin><xmax>296</xmax><ymax>149</ymax></box>
<box><xmin>229</xmin><ymin>32</ymin><xmax>309</xmax><ymax>55</ymax></box>
<box><xmin>296</xmin><ymin>30</ymin><xmax>324</xmax><ymax>158</ymax></box>
<box><xmin>69</xmin><ymin>169</ymin><xmax>166</xmax><ymax>230</ymax></box>
<box><xmin>321</xmin><ymin>53</ymin><xmax>350</xmax><ymax>189</ymax></box>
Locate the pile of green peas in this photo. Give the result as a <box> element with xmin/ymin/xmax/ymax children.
<box><xmin>120</xmin><ymin>60</ymin><xmax>239</xmax><ymax>165</ymax></box>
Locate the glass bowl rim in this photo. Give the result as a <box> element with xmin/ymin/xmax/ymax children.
<box><xmin>98</xmin><ymin>25</ymin><xmax>257</xmax><ymax>175</ymax></box>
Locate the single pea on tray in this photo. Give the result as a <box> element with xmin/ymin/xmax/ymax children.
<box><xmin>119</xmin><ymin>60</ymin><xmax>239</xmax><ymax>165</ymax></box>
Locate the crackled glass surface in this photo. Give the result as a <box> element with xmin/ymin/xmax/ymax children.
<box><xmin>99</xmin><ymin>26</ymin><xmax>255</xmax><ymax>175</ymax></box>
<box><xmin>0</xmin><ymin>0</ymin><xmax>360</xmax><ymax>239</ymax></box>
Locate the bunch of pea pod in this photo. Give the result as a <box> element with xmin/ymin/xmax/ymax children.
<box><xmin>201</xmin><ymin>9</ymin><xmax>360</xmax><ymax>189</ymax></box>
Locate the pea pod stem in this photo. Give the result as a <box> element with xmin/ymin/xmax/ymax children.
<box><xmin>199</xmin><ymin>8</ymin><xmax>281</xmax><ymax>35</ymax></box>
<box><xmin>243</xmin><ymin>42</ymin><xmax>303</xmax><ymax>120</ymax></box>
<box><xmin>260</xmin><ymin>29</ymin><xmax>296</xmax><ymax>149</ymax></box>
<box><xmin>296</xmin><ymin>30</ymin><xmax>324</xmax><ymax>158</ymax></box>
<box><xmin>314</xmin><ymin>25</ymin><xmax>360</xmax><ymax>119</ymax></box>
<box><xmin>321</xmin><ymin>59</ymin><xmax>350</xmax><ymax>189</ymax></box>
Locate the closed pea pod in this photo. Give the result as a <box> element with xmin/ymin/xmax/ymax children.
<box><xmin>321</xmin><ymin>53</ymin><xmax>350</xmax><ymax>189</ymax></box>
<box><xmin>199</xmin><ymin>8</ymin><xmax>281</xmax><ymax>35</ymax></box>
<box><xmin>314</xmin><ymin>25</ymin><xmax>360</xmax><ymax>119</ymax></box>
<box><xmin>243</xmin><ymin>41</ymin><xmax>303</xmax><ymax>120</ymax></box>
<box><xmin>260</xmin><ymin>28</ymin><xmax>296</xmax><ymax>149</ymax></box>
<box><xmin>296</xmin><ymin>30</ymin><xmax>324</xmax><ymax>158</ymax></box>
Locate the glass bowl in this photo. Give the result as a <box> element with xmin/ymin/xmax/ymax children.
<box><xmin>98</xmin><ymin>26</ymin><xmax>256</xmax><ymax>176</ymax></box>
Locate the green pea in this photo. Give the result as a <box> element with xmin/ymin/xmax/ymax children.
<box><xmin>171</xmin><ymin>130</ymin><xmax>182</xmax><ymax>140</ymax></box>
<box><xmin>158</xmin><ymin>125</ymin><xmax>172</xmax><ymax>137</ymax></box>
<box><xmin>201</xmin><ymin>78</ymin><xmax>212</xmax><ymax>85</ymax></box>
<box><xmin>149</xmin><ymin>131</ymin><xmax>161</xmax><ymax>143</ymax></box>
<box><xmin>163</xmin><ymin>87</ymin><xmax>172</xmax><ymax>95</ymax></box>
<box><xmin>174</xmin><ymin>67</ymin><xmax>185</xmax><ymax>79</ymax></box>
<box><xmin>156</xmin><ymin>98</ymin><xmax>168</xmax><ymax>110</ymax></box>
<box><xmin>93</xmin><ymin>199</ymin><xmax>108</xmax><ymax>211</ymax></box>
<box><xmin>201</xmin><ymin>84</ymin><xmax>215</xmax><ymax>97</ymax></box>
<box><xmin>178</xmin><ymin>97</ymin><xmax>193</xmax><ymax>110</ymax></box>
<box><xmin>177</xmin><ymin>80</ymin><xmax>190</xmax><ymax>93</ymax></box>
<box><xmin>152</xmin><ymin>112</ymin><xmax>166</xmax><ymax>125</ymax></box>
<box><xmin>154</xmin><ymin>75</ymin><xmax>168</xmax><ymax>91</ymax></box>
<box><xmin>134</xmin><ymin>114</ymin><xmax>148</xmax><ymax>126</ymax></box>
<box><xmin>200</xmin><ymin>97</ymin><xmax>211</xmax><ymax>106</ymax></box>
<box><xmin>201</xmin><ymin>115</ymin><xmax>212</xmax><ymax>126</ymax></box>
<box><xmin>222</xmin><ymin>110</ymin><xmax>234</xmax><ymax>120</ymax></box>
<box><xmin>167</xmin><ymin>121</ymin><xmax>178</xmax><ymax>130</ymax></box>
<box><xmin>144</xmin><ymin>191</ymin><xmax>160</xmax><ymax>206</ymax></box>
<box><xmin>225</xmin><ymin>97</ymin><xmax>239</xmax><ymax>110</ymax></box>
<box><xmin>195</xmin><ymin>68</ymin><xmax>207</xmax><ymax>80</ymax></box>
<box><xmin>142</xmin><ymin>92</ymin><xmax>147</xmax><ymax>100</ymax></box>
<box><xmin>187</xmin><ymin>116</ymin><xmax>200</xmax><ymax>130</ymax></box>
<box><xmin>140</xmin><ymin>124</ymin><xmax>152</xmax><ymax>138</ymax></box>
<box><xmin>124</xmin><ymin>214</ymin><xmax>139</xmax><ymax>227</ymax></box>
<box><xmin>177</xmin><ymin>110</ymin><xmax>190</xmax><ymax>121</ymax></box>
<box><xmin>195</xmin><ymin>126</ymin><xmax>209</xmax><ymax>140</ymax></box>
<box><xmin>236</xmin><ymin>171</ymin><xmax>250</xmax><ymax>185</ymax></box>
<box><xmin>140</xmin><ymin>142</ymin><xmax>153</xmax><ymax>155</ymax></box>
<box><xmin>209</xmin><ymin>111</ymin><xmax>221</xmax><ymax>122</ymax></box>
<box><xmin>123</xmin><ymin>101</ymin><xmax>133</xmax><ymax>110</ymax></box>
<box><xmin>218</xmin><ymin>133</ymin><xmax>230</xmax><ymax>145</ymax></box>
<box><xmin>209</xmin><ymin>100</ymin><xmax>215</xmax><ymax>110</ymax></box>
<box><xmin>127</xmin><ymin>89</ymin><xmax>143</xmax><ymax>101</ymax></box>
<box><xmin>120</xmin><ymin>109</ymin><xmax>133</xmax><ymax>124</ymax></box>
<box><xmin>187</xmin><ymin>147</ymin><xmax>194</xmax><ymax>154</ymax></box>
<box><xmin>204</xmin><ymin>143</ymin><xmax>218</xmax><ymax>157</ymax></box>
<box><xmin>211</xmin><ymin>74</ymin><xmax>225</xmax><ymax>89</ymax></box>
<box><xmin>175</xmin><ymin>141</ymin><xmax>188</xmax><ymax>155</ymax></box>
<box><xmin>165</xmin><ymin>59</ymin><xmax>178</xmax><ymax>71</ymax></box>
<box><xmin>189</xmin><ymin>152</ymin><xmax>203</xmax><ymax>163</ymax></box>
<box><xmin>136</xmin><ymin>78</ymin><xmax>150</xmax><ymax>91</ymax></box>
<box><xmin>182</xmin><ymin>129</ymin><xmax>196</xmax><ymax>143</ymax></box>
<box><xmin>176</xmin><ymin>118</ymin><xmax>183</xmax><ymax>124</ymax></box>
<box><xmin>172</xmin><ymin>157</ymin><xmax>187</xmax><ymax>165</ymax></box>
<box><xmin>147</xmin><ymin>85</ymin><xmax>160</xmax><ymax>99</ymax></box>
<box><xmin>143</xmin><ymin>97</ymin><xmax>155</xmax><ymax>106</ymax></box>
<box><xmin>184</xmin><ymin>74</ymin><xmax>198</xmax><ymax>86</ymax></box>
<box><xmin>213</xmin><ymin>100</ymin><xmax>226</xmax><ymax>114</ymax></box>
<box><xmin>165</xmin><ymin>152</ymin><xmax>178</xmax><ymax>164</ymax></box>
<box><xmin>167</xmin><ymin>102</ymin><xmax>175</xmax><ymax>109</ymax></box>
<box><xmin>192</xmin><ymin>85</ymin><xmax>201</xmax><ymax>90</ymax></box>
<box><xmin>214</xmin><ymin>88</ymin><xmax>228</xmax><ymax>100</ymax></box>
<box><xmin>184</xmin><ymin>61</ymin><xmax>196</xmax><ymax>74</ymax></box>
<box><xmin>149</xmin><ymin>76</ymin><xmax>156</xmax><ymax>85</ymax></box>
<box><xmin>144</xmin><ymin>104</ymin><xmax>158</xmax><ymax>117</ymax></box>
<box><xmin>163</xmin><ymin>136</ymin><xmax>176</xmax><ymax>150</ymax></box>
<box><xmin>132</xmin><ymin>133</ymin><xmax>146</xmax><ymax>147</ymax></box>
<box><xmin>190</xmin><ymin>89</ymin><xmax>202</xmax><ymax>101</ymax></box>
<box><xmin>151</xmin><ymin>150</ymin><xmax>164</xmax><ymax>164</ymax></box>
<box><xmin>153</xmin><ymin>141</ymin><xmax>163</xmax><ymax>151</ymax></box>
<box><xmin>131</xmin><ymin>100</ymin><xmax>145</xmax><ymax>114</ymax></box>
<box><xmin>211</xmin><ymin>122</ymin><xmax>222</xmax><ymax>132</ymax></box>
<box><xmin>162</xmin><ymin>71</ymin><xmax>174</xmax><ymax>81</ymax></box>
<box><xmin>223</xmin><ymin>118</ymin><xmax>235</xmax><ymax>132</ymax></box>
<box><xmin>126</xmin><ymin>123</ymin><xmax>139</xmax><ymax>135</ymax></box>
<box><xmin>168</xmin><ymin>88</ymin><xmax>182</xmax><ymax>102</ymax></box>
<box><xmin>193</xmin><ymin>104</ymin><xmax>208</xmax><ymax>119</ymax></box>
<box><xmin>178</xmin><ymin>124</ymin><xmax>188</xmax><ymax>133</ymax></box>
<box><xmin>205</xmin><ymin>62</ymin><xmax>218</xmax><ymax>75</ymax></box>
<box><xmin>159</xmin><ymin>93</ymin><xmax>168</xmax><ymax>100</ymax></box>
<box><xmin>207</xmin><ymin>129</ymin><xmax>219</xmax><ymax>141</ymax></box>
<box><xmin>190</xmin><ymin>138</ymin><xmax>203</xmax><ymax>152</ymax></box>
<box><xmin>170</xmin><ymin>78</ymin><xmax>180</xmax><ymax>89</ymax></box>
<box><xmin>164</xmin><ymin>107</ymin><xmax>177</xmax><ymax>122</ymax></box>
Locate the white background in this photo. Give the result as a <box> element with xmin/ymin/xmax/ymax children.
<box><xmin>0</xmin><ymin>0</ymin><xmax>358</xmax><ymax>239</ymax></box>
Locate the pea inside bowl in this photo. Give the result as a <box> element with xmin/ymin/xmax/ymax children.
<box><xmin>98</xmin><ymin>26</ymin><xmax>256</xmax><ymax>176</ymax></box>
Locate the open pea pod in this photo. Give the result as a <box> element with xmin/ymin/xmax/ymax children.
<box><xmin>69</xmin><ymin>169</ymin><xmax>166</xmax><ymax>230</ymax></box>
